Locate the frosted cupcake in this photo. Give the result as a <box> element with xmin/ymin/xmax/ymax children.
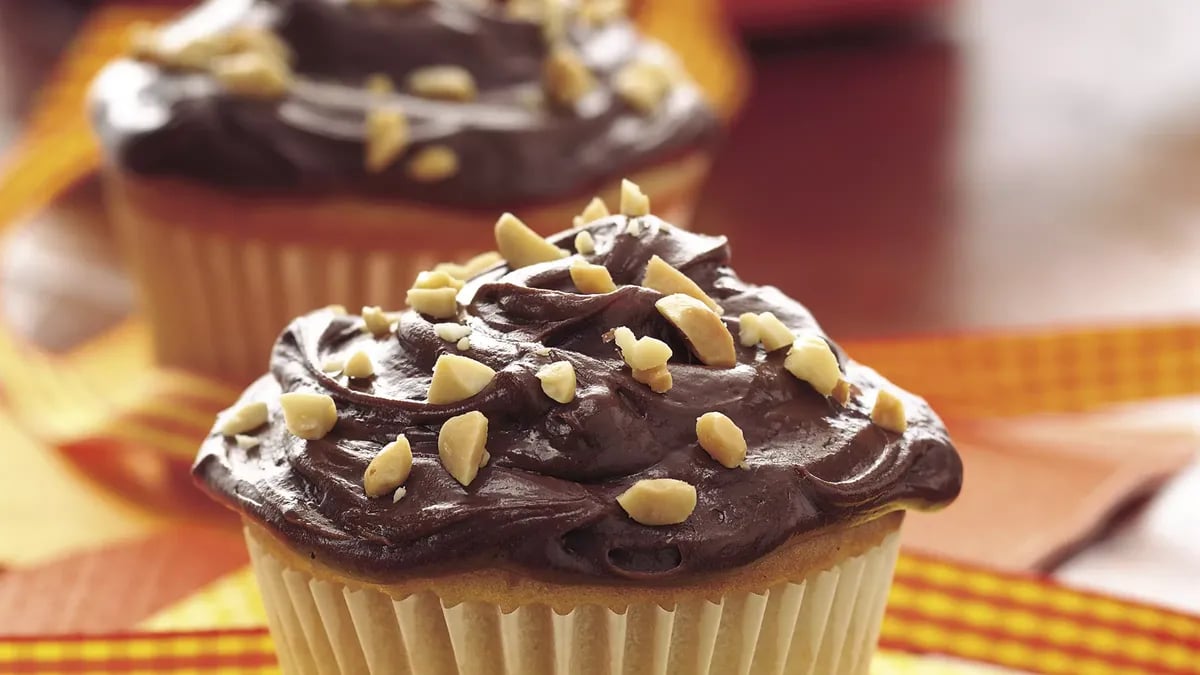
<box><xmin>194</xmin><ymin>181</ymin><xmax>961</xmax><ymax>674</ymax></box>
<box><xmin>91</xmin><ymin>0</ymin><xmax>717</xmax><ymax>381</ymax></box>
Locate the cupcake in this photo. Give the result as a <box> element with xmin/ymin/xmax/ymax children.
<box><xmin>193</xmin><ymin>181</ymin><xmax>961</xmax><ymax>674</ymax></box>
<box><xmin>91</xmin><ymin>0</ymin><xmax>718</xmax><ymax>381</ymax></box>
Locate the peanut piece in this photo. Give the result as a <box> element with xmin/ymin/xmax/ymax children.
<box><xmin>365</xmin><ymin>108</ymin><xmax>409</xmax><ymax>173</ymax></box>
<box><xmin>832</xmin><ymin>379</ymin><xmax>852</xmax><ymax>406</ymax></box>
<box><xmin>625</xmin><ymin>219</ymin><xmax>643</xmax><ymax>236</ymax></box>
<box><xmin>407</xmin><ymin>145</ymin><xmax>459</xmax><ymax>182</ymax></box>
<box><xmin>620</xmin><ymin>179</ymin><xmax>650</xmax><ymax>217</ymax></box>
<box><xmin>427</xmin><ymin>354</ymin><xmax>496</xmax><ymax>404</ymax></box>
<box><xmin>406</xmin><ymin>288</ymin><xmax>458</xmax><ymax>319</ymax></box>
<box><xmin>211</xmin><ymin>52</ymin><xmax>291</xmax><ymax>98</ymax></box>
<box><xmin>633</xmin><ymin>365</ymin><xmax>673</xmax><ymax>393</ymax></box>
<box><xmin>655</xmin><ymin>294</ymin><xmax>736</xmax><ymax>367</ymax></box>
<box><xmin>642</xmin><ymin>255</ymin><xmax>722</xmax><ymax>314</ymax></box>
<box><xmin>536</xmin><ymin>361</ymin><xmax>577</xmax><ymax>404</ymax></box>
<box><xmin>757</xmin><ymin>312</ymin><xmax>795</xmax><ymax>352</ymax></box>
<box><xmin>543</xmin><ymin>46</ymin><xmax>595</xmax><ymax>107</ymax></box>
<box><xmin>408</xmin><ymin>65</ymin><xmax>477</xmax><ymax>101</ymax></box>
<box><xmin>364</xmin><ymin>434</ymin><xmax>413</xmax><ymax>497</ymax></box>
<box><xmin>433</xmin><ymin>251</ymin><xmax>503</xmax><ymax>280</ymax></box>
<box><xmin>783</xmin><ymin>334</ymin><xmax>841</xmax><ymax>397</ymax></box>
<box><xmin>495</xmin><ymin>212</ymin><xmax>568</xmax><ymax>268</ymax></box>
<box><xmin>361</xmin><ymin>306</ymin><xmax>394</xmax><ymax>337</ymax></box>
<box><xmin>218</xmin><ymin>401</ymin><xmax>268</xmax><ymax>436</ymax></box>
<box><xmin>279</xmin><ymin>392</ymin><xmax>338</xmax><ymax>440</ymax></box>
<box><xmin>617</xmin><ymin>479</ymin><xmax>696</xmax><ymax>525</ymax></box>
<box><xmin>573</xmin><ymin>197</ymin><xmax>610</xmax><ymax>229</ymax></box>
<box><xmin>612</xmin><ymin>326</ymin><xmax>672</xmax><ymax>371</ymax></box>
<box><xmin>438</xmin><ymin>411</ymin><xmax>489</xmax><ymax>486</ymax></box>
<box><xmin>574</xmin><ymin>230</ymin><xmax>596</xmax><ymax>255</ymax></box>
<box><xmin>321</xmin><ymin>358</ymin><xmax>345</xmax><ymax>374</ymax></box>
<box><xmin>696</xmin><ymin>412</ymin><xmax>747</xmax><ymax>468</ymax></box>
<box><xmin>872</xmin><ymin>389</ymin><xmax>908</xmax><ymax>433</ymax></box>
<box><xmin>457</xmin><ymin>337</ymin><xmax>472</xmax><ymax>351</ymax></box>
<box><xmin>434</xmin><ymin>323</ymin><xmax>472</xmax><ymax>342</ymax></box>
<box><xmin>614</xmin><ymin>60</ymin><xmax>672</xmax><ymax>114</ymax></box>
<box><xmin>393</xmin><ymin>486</ymin><xmax>407</xmax><ymax>502</ymax></box>
<box><xmin>570</xmin><ymin>260</ymin><xmax>617</xmax><ymax>294</ymax></box>
<box><xmin>580</xmin><ymin>0</ymin><xmax>627</xmax><ymax>24</ymax></box>
<box><xmin>344</xmin><ymin>350</ymin><xmax>375</xmax><ymax>379</ymax></box>
<box><xmin>738</xmin><ymin>313</ymin><xmax>761</xmax><ymax>347</ymax></box>
<box><xmin>413</xmin><ymin>270</ymin><xmax>465</xmax><ymax>291</ymax></box>
<box><xmin>234</xmin><ymin>434</ymin><xmax>261</xmax><ymax>450</ymax></box>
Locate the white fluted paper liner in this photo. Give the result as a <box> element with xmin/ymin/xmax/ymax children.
<box><xmin>245</xmin><ymin>529</ymin><xmax>901</xmax><ymax>675</ymax></box>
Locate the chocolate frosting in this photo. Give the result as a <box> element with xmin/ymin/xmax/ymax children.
<box><xmin>89</xmin><ymin>0</ymin><xmax>718</xmax><ymax>205</ymax></box>
<box><xmin>194</xmin><ymin>217</ymin><xmax>962</xmax><ymax>582</ymax></box>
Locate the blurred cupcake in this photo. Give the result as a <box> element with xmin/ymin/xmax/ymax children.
<box><xmin>91</xmin><ymin>0</ymin><xmax>718</xmax><ymax>381</ymax></box>
<box><xmin>194</xmin><ymin>182</ymin><xmax>961</xmax><ymax>674</ymax></box>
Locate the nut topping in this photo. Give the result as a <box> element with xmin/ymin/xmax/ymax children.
<box><xmin>696</xmin><ymin>412</ymin><xmax>747</xmax><ymax>468</ymax></box>
<box><xmin>234</xmin><ymin>434</ymin><xmax>261</xmax><ymax>450</ymax></box>
<box><xmin>642</xmin><ymin>255</ymin><xmax>723</xmax><ymax>314</ymax></box>
<box><xmin>494</xmin><ymin>212</ymin><xmax>568</xmax><ymax>268</ymax></box>
<box><xmin>614</xmin><ymin>60</ymin><xmax>672</xmax><ymax>115</ymax></box>
<box><xmin>655</xmin><ymin>295</ymin><xmax>736</xmax><ymax>367</ymax></box>
<box><xmin>433</xmin><ymin>251</ymin><xmax>503</xmax><ymax>281</ymax></box>
<box><xmin>364</xmin><ymin>434</ymin><xmax>413</xmax><ymax>498</ymax></box>
<box><xmin>536</xmin><ymin>361</ymin><xmax>577</xmax><ymax>404</ymax></box>
<box><xmin>617</xmin><ymin>479</ymin><xmax>696</xmax><ymax>526</ymax></box>
<box><xmin>407</xmin><ymin>271</ymin><xmax>462</xmax><ymax>320</ymax></box>
<box><xmin>783</xmin><ymin>334</ymin><xmax>841</xmax><ymax>397</ymax></box>
<box><xmin>438</xmin><ymin>411</ymin><xmax>489</xmax><ymax>486</ymax></box>
<box><xmin>456</xmin><ymin>337</ymin><xmax>472</xmax><ymax>351</ymax></box>
<box><xmin>543</xmin><ymin>46</ymin><xmax>595</xmax><ymax>107</ymax></box>
<box><xmin>832</xmin><ymin>379</ymin><xmax>852</xmax><ymax>406</ymax></box>
<box><xmin>757</xmin><ymin>312</ymin><xmax>795</xmax><ymax>352</ymax></box>
<box><xmin>620</xmin><ymin>179</ymin><xmax>650</xmax><ymax>217</ymax></box>
<box><xmin>574</xmin><ymin>230</ymin><xmax>596</xmax><ymax>255</ymax></box>
<box><xmin>738</xmin><ymin>313</ymin><xmax>761</xmax><ymax>347</ymax></box>
<box><xmin>569</xmin><ymin>260</ymin><xmax>617</xmax><ymax>294</ymax></box>
<box><xmin>211</xmin><ymin>52</ymin><xmax>291</xmax><ymax>99</ymax></box>
<box><xmin>580</xmin><ymin>0</ymin><xmax>627</xmax><ymax>24</ymax></box>
<box><xmin>408</xmin><ymin>65</ymin><xmax>477</xmax><ymax>101</ymax></box>
<box><xmin>365</xmin><ymin>108</ymin><xmax>410</xmax><ymax>173</ymax></box>
<box><xmin>434</xmin><ymin>323</ymin><xmax>472</xmax><ymax>342</ymax></box>
<box><xmin>361</xmin><ymin>306</ymin><xmax>394</xmax><ymax>337</ymax></box>
<box><xmin>871</xmin><ymin>389</ymin><xmax>908</xmax><ymax>433</ymax></box>
<box><xmin>427</xmin><ymin>354</ymin><xmax>496</xmax><ymax>404</ymax></box>
<box><xmin>344</xmin><ymin>350</ymin><xmax>375</xmax><ymax>379</ymax></box>
<box><xmin>279</xmin><ymin>392</ymin><xmax>338</xmax><ymax>440</ymax></box>
<box><xmin>573</xmin><ymin>197</ymin><xmax>610</xmax><ymax>229</ymax></box>
<box><xmin>612</xmin><ymin>326</ymin><xmax>672</xmax><ymax>371</ymax></box>
<box><xmin>217</xmin><ymin>401</ymin><xmax>268</xmax><ymax>436</ymax></box>
<box><xmin>413</xmin><ymin>270</ymin><xmax>466</xmax><ymax>291</ymax></box>
<box><xmin>321</xmin><ymin>358</ymin><xmax>345</xmax><ymax>374</ymax></box>
<box><xmin>407</xmin><ymin>145</ymin><xmax>459</xmax><ymax>182</ymax></box>
<box><xmin>633</xmin><ymin>365</ymin><xmax>673</xmax><ymax>393</ymax></box>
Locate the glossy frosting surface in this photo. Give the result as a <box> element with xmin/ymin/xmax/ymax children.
<box><xmin>89</xmin><ymin>0</ymin><xmax>718</xmax><ymax>205</ymax></box>
<box><xmin>194</xmin><ymin>217</ymin><xmax>962</xmax><ymax>581</ymax></box>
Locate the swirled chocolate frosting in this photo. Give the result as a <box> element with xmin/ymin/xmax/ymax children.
<box><xmin>194</xmin><ymin>213</ymin><xmax>962</xmax><ymax>582</ymax></box>
<box><xmin>89</xmin><ymin>0</ymin><xmax>718</xmax><ymax>205</ymax></box>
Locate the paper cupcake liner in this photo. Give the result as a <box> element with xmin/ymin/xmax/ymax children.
<box><xmin>105</xmin><ymin>154</ymin><xmax>709</xmax><ymax>383</ymax></box>
<box><xmin>245</xmin><ymin>527</ymin><xmax>901</xmax><ymax>675</ymax></box>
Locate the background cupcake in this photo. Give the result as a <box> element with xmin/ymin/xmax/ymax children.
<box><xmin>194</xmin><ymin>188</ymin><xmax>961</xmax><ymax>674</ymax></box>
<box><xmin>91</xmin><ymin>0</ymin><xmax>719</xmax><ymax>382</ymax></box>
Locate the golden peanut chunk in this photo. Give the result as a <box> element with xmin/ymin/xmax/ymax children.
<box><xmin>573</xmin><ymin>197</ymin><xmax>610</xmax><ymax>229</ymax></box>
<box><xmin>655</xmin><ymin>295</ymin><xmax>735</xmax><ymax>367</ymax></box>
<box><xmin>217</xmin><ymin>401</ymin><xmax>268</xmax><ymax>436</ymax></box>
<box><xmin>364</xmin><ymin>434</ymin><xmax>413</xmax><ymax>497</ymax></box>
<box><xmin>434</xmin><ymin>323</ymin><xmax>472</xmax><ymax>342</ymax></box>
<box><xmin>757</xmin><ymin>312</ymin><xmax>795</xmax><ymax>352</ymax></box>
<box><xmin>783</xmin><ymin>334</ymin><xmax>841</xmax><ymax>397</ymax></box>
<box><xmin>457</xmin><ymin>337</ymin><xmax>472</xmax><ymax>351</ymax></box>
<box><xmin>321</xmin><ymin>358</ymin><xmax>345</xmax><ymax>374</ymax></box>
<box><xmin>536</xmin><ymin>361</ymin><xmax>577</xmax><ymax>404</ymax></box>
<box><xmin>234</xmin><ymin>434</ymin><xmax>261</xmax><ymax>450</ymax></box>
<box><xmin>738</xmin><ymin>313</ymin><xmax>761</xmax><ymax>347</ymax></box>
<box><xmin>279</xmin><ymin>392</ymin><xmax>338</xmax><ymax>440</ymax></box>
<box><xmin>344</xmin><ymin>350</ymin><xmax>375</xmax><ymax>379</ymax></box>
<box><xmin>413</xmin><ymin>270</ymin><xmax>465</xmax><ymax>291</ymax></box>
<box><xmin>625</xmin><ymin>219</ymin><xmax>643</xmax><ymax>236</ymax></box>
<box><xmin>543</xmin><ymin>46</ymin><xmax>595</xmax><ymax>107</ymax></box>
<box><xmin>211</xmin><ymin>52</ymin><xmax>291</xmax><ymax>98</ymax></box>
<box><xmin>633</xmin><ymin>365</ymin><xmax>672</xmax><ymax>393</ymax></box>
<box><xmin>433</xmin><ymin>251</ymin><xmax>503</xmax><ymax>281</ymax></box>
<box><xmin>366</xmin><ymin>72</ymin><xmax>394</xmax><ymax>95</ymax></box>
<box><xmin>438</xmin><ymin>411</ymin><xmax>489</xmax><ymax>486</ymax></box>
<box><xmin>408</xmin><ymin>65</ymin><xmax>477</xmax><ymax>101</ymax></box>
<box><xmin>612</xmin><ymin>326</ymin><xmax>672</xmax><ymax>371</ymax></box>
<box><xmin>871</xmin><ymin>389</ymin><xmax>907</xmax><ymax>433</ymax></box>
<box><xmin>393</xmin><ymin>486</ymin><xmax>407</xmax><ymax>502</ymax></box>
<box><xmin>620</xmin><ymin>179</ymin><xmax>650</xmax><ymax>217</ymax></box>
<box><xmin>226</xmin><ymin>27</ymin><xmax>292</xmax><ymax>66</ymax></box>
<box><xmin>832</xmin><ymin>379</ymin><xmax>852</xmax><ymax>406</ymax></box>
<box><xmin>614</xmin><ymin>60</ymin><xmax>672</xmax><ymax>115</ymax></box>
<box><xmin>617</xmin><ymin>478</ymin><xmax>696</xmax><ymax>526</ymax></box>
<box><xmin>407</xmin><ymin>145</ymin><xmax>459</xmax><ymax>182</ymax></box>
<box><xmin>365</xmin><ymin>108</ymin><xmax>409</xmax><ymax>173</ymax></box>
<box><xmin>570</xmin><ymin>260</ymin><xmax>617</xmax><ymax>294</ymax></box>
<box><xmin>406</xmin><ymin>288</ymin><xmax>458</xmax><ymax>319</ymax></box>
<box><xmin>696</xmin><ymin>412</ymin><xmax>747</xmax><ymax>468</ymax></box>
<box><xmin>574</xmin><ymin>230</ymin><xmax>596</xmax><ymax>255</ymax></box>
<box><xmin>361</xmin><ymin>306</ymin><xmax>394</xmax><ymax>337</ymax></box>
<box><xmin>427</xmin><ymin>354</ymin><xmax>496</xmax><ymax>404</ymax></box>
<box><xmin>642</xmin><ymin>255</ymin><xmax>722</xmax><ymax>315</ymax></box>
<box><xmin>580</xmin><ymin>0</ymin><xmax>627</xmax><ymax>24</ymax></box>
<box><xmin>495</xmin><ymin>212</ymin><xmax>568</xmax><ymax>268</ymax></box>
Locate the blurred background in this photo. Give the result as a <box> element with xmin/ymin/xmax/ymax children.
<box><xmin>0</xmin><ymin>0</ymin><xmax>1198</xmax><ymax>664</ymax></box>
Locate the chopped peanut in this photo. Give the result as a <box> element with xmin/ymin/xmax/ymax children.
<box><xmin>406</xmin><ymin>288</ymin><xmax>458</xmax><ymax>319</ymax></box>
<box><xmin>543</xmin><ymin>45</ymin><xmax>595</xmax><ymax>107</ymax></box>
<box><xmin>872</xmin><ymin>389</ymin><xmax>908</xmax><ymax>433</ymax></box>
<box><xmin>234</xmin><ymin>434</ymin><xmax>261</xmax><ymax>450</ymax></box>
<box><xmin>832</xmin><ymin>379</ymin><xmax>852</xmax><ymax>406</ymax></box>
<box><xmin>427</xmin><ymin>354</ymin><xmax>496</xmax><ymax>404</ymax></box>
<box><xmin>456</xmin><ymin>337</ymin><xmax>472</xmax><ymax>351</ymax></box>
<box><xmin>783</xmin><ymin>334</ymin><xmax>841</xmax><ymax>397</ymax></box>
<box><xmin>617</xmin><ymin>479</ymin><xmax>696</xmax><ymax>525</ymax></box>
<box><xmin>738</xmin><ymin>313</ymin><xmax>761</xmax><ymax>347</ymax></box>
<box><xmin>494</xmin><ymin>212</ymin><xmax>568</xmax><ymax>268</ymax></box>
<box><xmin>433</xmin><ymin>251</ymin><xmax>503</xmax><ymax>281</ymax></box>
<box><xmin>655</xmin><ymin>294</ymin><xmax>736</xmax><ymax>367</ymax></box>
<box><xmin>757</xmin><ymin>312</ymin><xmax>795</xmax><ymax>352</ymax></box>
<box><xmin>574</xmin><ymin>230</ymin><xmax>596</xmax><ymax>255</ymax></box>
<box><xmin>633</xmin><ymin>365</ymin><xmax>672</xmax><ymax>393</ymax></box>
<box><xmin>365</xmin><ymin>108</ymin><xmax>409</xmax><ymax>173</ymax></box>
<box><xmin>438</xmin><ymin>411</ymin><xmax>489</xmax><ymax>486</ymax></box>
<box><xmin>408</xmin><ymin>65</ymin><xmax>477</xmax><ymax>101</ymax></box>
<box><xmin>696</xmin><ymin>412</ymin><xmax>747</xmax><ymax>468</ymax></box>
<box><xmin>614</xmin><ymin>60</ymin><xmax>672</xmax><ymax>114</ymax></box>
<box><xmin>434</xmin><ymin>323</ymin><xmax>472</xmax><ymax>342</ymax></box>
<box><xmin>218</xmin><ymin>401</ymin><xmax>268</xmax><ymax>436</ymax></box>
<box><xmin>570</xmin><ymin>260</ymin><xmax>617</xmax><ymax>294</ymax></box>
<box><xmin>536</xmin><ymin>361</ymin><xmax>577</xmax><ymax>404</ymax></box>
<box><xmin>620</xmin><ymin>179</ymin><xmax>650</xmax><ymax>217</ymax></box>
<box><xmin>407</xmin><ymin>145</ymin><xmax>459</xmax><ymax>182</ymax></box>
<box><xmin>361</xmin><ymin>306</ymin><xmax>394</xmax><ymax>337</ymax></box>
<box><xmin>612</xmin><ymin>326</ymin><xmax>671</xmax><ymax>371</ymax></box>
<box><xmin>364</xmin><ymin>434</ymin><xmax>413</xmax><ymax>497</ymax></box>
<box><xmin>642</xmin><ymin>255</ymin><xmax>722</xmax><ymax>314</ymax></box>
<box><xmin>279</xmin><ymin>392</ymin><xmax>338</xmax><ymax>440</ymax></box>
<box><xmin>344</xmin><ymin>350</ymin><xmax>375</xmax><ymax>379</ymax></box>
<box><xmin>413</xmin><ymin>270</ymin><xmax>465</xmax><ymax>290</ymax></box>
<box><xmin>211</xmin><ymin>52</ymin><xmax>291</xmax><ymax>98</ymax></box>
<box><xmin>573</xmin><ymin>197</ymin><xmax>610</xmax><ymax>229</ymax></box>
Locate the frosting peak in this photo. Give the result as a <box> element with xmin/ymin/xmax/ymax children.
<box><xmin>194</xmin><ymin>206</ymin><xmax>962</xmax><ymax>582</ymax></box>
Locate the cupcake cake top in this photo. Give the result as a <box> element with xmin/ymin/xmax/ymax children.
<box><xmin>89</xmin><ymin>0</ymin><xmax>718</xmax><ymax>205</ymax></box>
<box><xmin>194</xmin><ymin>180</ymin><xmax>962</xmax><ymax>582</ymax></box>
